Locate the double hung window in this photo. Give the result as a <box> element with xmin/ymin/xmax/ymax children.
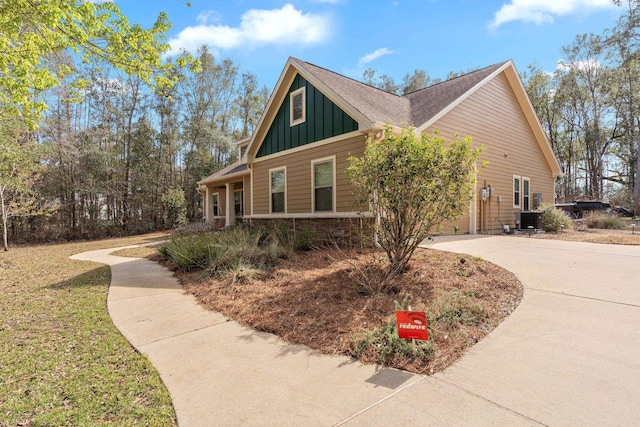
<box><xmin>312</xmin><ymin>158</ymin><xmax>335</xmax><ymax>212</ymax></box>
<box><xmin>270</xmin><ymin>168</ymin><xmax>286</xmax><ymax>213</ymax></box>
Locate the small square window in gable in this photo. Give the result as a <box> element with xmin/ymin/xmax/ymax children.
<box><xmin>290</xmin><ymin>87</ymin><xmax>305</xmax><ymax>126</ymax></box>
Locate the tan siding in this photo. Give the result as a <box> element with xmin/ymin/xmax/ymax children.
<box><xmin>430</xmin><ymin>72</ymin><xmax>555</xmax><ymax>233</ymax></box>
<box><xmin>252</xmin><ymin>135</ymin><xmax>366</xmax><ymax>214</ymax></box>
<box><xmin>243</xmin><ymin>175</ymin><xmax>252</xmax><ymax>215</ymax></box>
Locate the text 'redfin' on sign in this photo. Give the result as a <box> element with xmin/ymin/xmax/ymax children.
<box><xmin>395</xmin><ymin>310</ymin><xmax>429</xmax><ymax>341</ymax></box>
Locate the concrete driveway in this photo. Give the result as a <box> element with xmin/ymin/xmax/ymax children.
<box><xmin>420</xmin><ymin>235</ymin><xmax>640</xmax><ymax>426</ymax></box>
<box><xmin>71</xmin><ymin>236</ymin><xmax>640</xmax><ymax>426</ymax></box>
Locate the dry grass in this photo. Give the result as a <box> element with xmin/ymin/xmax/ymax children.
<box><xmin>529</xmin><ymin>227</ymin><xmax>640</xmax><ymax>245</ymax></box>
<box><xmin>173</xmin><ymin>247</ymin><xmax>522</xmax><ymax>375</ymax></box>
<box><xmin>0</xmin><ymin>233</ymin><xmax>176</xmax><ymax>427</ymax></box>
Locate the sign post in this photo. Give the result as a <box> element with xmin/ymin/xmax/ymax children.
<box><xmin>395</xmin><ymin>310</ymin><xmax>429</xmax><ymax>341</ymax></box>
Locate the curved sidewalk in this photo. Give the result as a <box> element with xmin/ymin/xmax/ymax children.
<box><xmin>70</xmin><ymin>236</ymin><xmax>640</xmax><ymax>426</ymax></box>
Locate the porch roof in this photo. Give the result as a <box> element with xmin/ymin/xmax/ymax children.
<box><xmin>197</xmin><ymin>161</ymin><xmax>249</xmax><ymax>186</ymax></box>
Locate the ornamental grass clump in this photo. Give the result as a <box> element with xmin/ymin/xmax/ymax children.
<box><xmin>584</xmin><ymin>211</ymin><xmax>626</xmax><ymax>229</ymax></box>
<box><xmin>159</xmin><ymin>224</ymin><xmax>319</xmax><ymax>284</ymax></box>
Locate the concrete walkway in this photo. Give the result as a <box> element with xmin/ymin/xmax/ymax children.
<box><xmin>70</xmin><ymin>236</ymin><xmax>640</xmax><ymax>426</ymax></box>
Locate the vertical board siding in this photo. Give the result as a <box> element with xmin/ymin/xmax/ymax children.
<box><xmin>256</xmin><ymin>74</ymin><xmax>358</xmax><ymax>158</ymax></box>
<box><xmin>430</xmin><ymin>72</ymin><xmax>555</xmax><ymax>233</ymax></box>
<box><xmin>253</xmin><ymin>135</ymin><xmax>366</xmax><ymax>214</ymax></box>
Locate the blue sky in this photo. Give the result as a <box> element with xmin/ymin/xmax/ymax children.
<box><xmin>117</xmin><ymin>0</ymin><xmax>625</xmax><ymax>90</ymax></box>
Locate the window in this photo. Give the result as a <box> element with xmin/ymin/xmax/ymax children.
<box><xmin>234</xmin><ymin>190</ymin><xmax>243</xmax><ymax>216</ymax></box>
<box><xmin>523</xmin><ymin>177</ymin><xmax>530</xmax><ymax>211</ymax></box>
<box><xmin>270</xmin><ymin>168</ymin><xmax>286</xmax><ymax>213</ymax></box>
<box><xmin>290</xmin><ymin>87</ymin><xmax>306</xmax><ymax>126</ymax></box>
<box><xmin>513</xmin><ymin>176</ymin><xmax>521</xmax><ymax>208</ymax></box>
<box><xmin>239</xmin><ymin>145</ymin><xmax>247</xmax><ymax>159</ymax></box>
<box><xmin>312</xmin><ymin>157</ymin><xmax>335</xmax><ymax>212</ymax></box>
<box><xmin>212</xmin><ymin>193</ymin><xmax>219</xmax><ymax>217</ymax></box>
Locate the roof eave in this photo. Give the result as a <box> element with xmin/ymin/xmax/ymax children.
<box><xmin>197</xmin><ymin>170</ymin><xmax>250</xmax><ymax>186</ymax></box>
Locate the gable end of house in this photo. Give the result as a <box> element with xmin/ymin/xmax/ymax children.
<box><xmin>256</xmin><ymin>73</ymin><xmax>359</xmax><ymax>158</ymax></box>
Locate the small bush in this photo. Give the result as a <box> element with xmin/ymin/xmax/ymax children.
<box><xmin>295</xmin><ymin>226</ymin><xmax>320</xmax><ymax>250</ymax></box>
<box><xmin>540</xmin><ymin>203</ymin><xmax>572</xmax><ymax>232</ymax></box>
<box><xmin>584</xmin><ymin>211</ymin><xmax>626</xmax><ymax>229</ymax></box>
<box><xmin>161</xmin><ymin>188</ymin><xmax>188</xmax><ymax>228</ymax></box>
<box><xmin>157</xmin><ymin>233</ymin><xmax>213</xmax><ymax>270</ymax></box>
<box><xmin>268</xmin><ymin>223</ymin><xmax>320</xmax><ymax>255</ymax></box>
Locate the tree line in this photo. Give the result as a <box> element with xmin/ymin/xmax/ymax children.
<box><xmin>2</xmin><ymin>1</ymin><xmax>639</xmax><ymax>250</ymax></box>
<box><xmin>522</xmin><ymin>0</ymin><xmax>640</xmax><ymax>213</ymax></box>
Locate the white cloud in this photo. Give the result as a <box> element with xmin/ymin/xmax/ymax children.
<box><xmin>196</xmin><ymin>10</ymin><xmax>221</xmax><ymax>25</ymax></box>
<box><xmin>489</xmin><ymin>0</ymin><xmax>616</xmax><ymax>29</ymax></box>
<box><xmin>358</xmin><ymin>48</ymin><xmax>394</xmax><ymax>67</ymax></box>
<box><xmin>167</xmin><ymin>4</ymin><xmax>331</xmax><ymax>55</ymax></box>
<box><xmin>556</xmin><ymin>58</ymin><xmax>601</xmax><ymax>73</ymax></box>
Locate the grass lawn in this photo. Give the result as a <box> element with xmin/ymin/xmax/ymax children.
<box><xmin>0</xmin><ymin>233</ymin><xmax>176</xmax><ymax>426</ymax></box>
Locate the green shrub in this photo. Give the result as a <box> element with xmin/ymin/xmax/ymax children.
<box><xmin>584</xmin><ymin>211</ymin><xmax>626</xmax><ymax>229</ymax></box>
<box><xmin>295</xmin><ymin>226</ymin><xmax>320</xmax><ymax>250</ymax></box>
<box><xmin>157</xmin><ymin>233</ymin><xmax>213</xmax><ymax>270</ymax></box>
<box><xmin>540</xmin><ymin>203</ymin><xmax>572</xmax><ymax>232</ymax></box>
<box><xmin>267</xmin><ymin>223</ymin><xmax>320</xmax><ymax>255</ymax></box>
<box><xmin>161</xmin><ymin>188</ymin><xmax>188</xmax><ymax>228</ymax></box>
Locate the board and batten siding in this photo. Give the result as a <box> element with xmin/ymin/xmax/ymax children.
<box><xmin>252</xmin><ymin>134</ymin><xmax>366</xmax><ymax>215</ymax></box>
<box><xmin>256</xmin><ymin>74</ymin><xmax>358</xmax><ymax>158</ymax></box>
<box><xmin>429</xmin><ymin>71</ymin><xmax>555</xmax><ymax>233</ymax></box>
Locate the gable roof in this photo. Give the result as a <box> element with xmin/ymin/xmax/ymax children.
<box><xmin>241</xmin><ymin>57</ymin><xmax>561</xmax><ymax>177</ymax></box>
<box><xmin>293</xmin><ymin>59</ymin><xmax>508</xmax><ymax>129</ymax></box>
<box><xmin>197</xmin><ymin>161</ymin><xmax>248</xmax><ymax>186</ymax></box>
<box><xmin>405</xmin><ymin>62</ymin><xmax>507</xmax><ymax>126</ymax></box>
<box><xmin>292</xmin><ymin>59</ymin><xmax>411</xmax><ymax>126</ymax></box>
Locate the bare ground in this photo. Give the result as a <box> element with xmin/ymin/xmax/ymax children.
<box><xmin>527</xmin><ymin>226</ymin><xmax>640</xmax><ymax>245</ymax></box>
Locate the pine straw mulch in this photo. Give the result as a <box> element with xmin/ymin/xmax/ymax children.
<box><xmin>167</xmin><ymin>247</ymin><xmax>522</xmax><ymax>375</ymax></box>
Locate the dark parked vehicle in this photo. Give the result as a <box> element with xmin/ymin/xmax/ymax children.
<box><xmin>555</xmin><ymin>200</ymin><xmax>611</xmax><ymax>218</ymax></box>
<box><xmin>613</xmin><ymin>206</ymin><xmax>635</xmax><ymax>217</ymax></box>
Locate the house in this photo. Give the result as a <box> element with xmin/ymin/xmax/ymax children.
<box><xmin>197</xmin><ymin>57</ymin><xmax>562</xmax><ymax>235</ymax></box>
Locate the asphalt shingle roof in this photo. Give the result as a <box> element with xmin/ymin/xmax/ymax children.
<box><xmin>292</xmin><ymin>58</ymin><xmax>509</xmax><ymax>128</ymax></box>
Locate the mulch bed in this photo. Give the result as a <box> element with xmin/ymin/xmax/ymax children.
<box><xmin>167</xmin><ymin>247</ymin><xmax>522</xmax><ymax>375</ymax></box>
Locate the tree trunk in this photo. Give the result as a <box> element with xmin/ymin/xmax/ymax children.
<box><xmin>1</xmin><ymin>188</ymin><xmax>8</xmax><ymax>251</ymax></box>
<box><xmin>635</xmin><ymin>132</ymin><xmax>640</xmax><ymax>214</ymax></box>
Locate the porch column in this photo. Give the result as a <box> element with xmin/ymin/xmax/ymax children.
<box><xmin>205</xmin><ymin>187</ymin><xmax>213</xmax><ymax>223</ymax></box>
<box><xmin>225</xmin><ymin>183</ymin><xmax>235</xmax><ymax>227</ymax></box>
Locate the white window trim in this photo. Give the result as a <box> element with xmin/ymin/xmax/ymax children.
<box><xmin>311</xmin><ymin>155</ymin><xmax>336</xmax><ymax>213</ymax></box>
<box><xmin>522</xmin><ymin>177</ymin><xmax>531</xmax><ymax>211</ymax></box>
<box><xmin>269</xmin><ymin>166</ymin><xmax>287</xmax><ymax>214</ymax></box>
<box><xmin>234</xmin><ymin>189</ymin><xmax>244</xmax><ymax>216</ymax></box>
<box><xmin>513</xmin><ymin>175</ymin><xmax>521</xmax><ymax>209</ymax></box>
<box><xmin>290</xmin><ymin>86</ymin><xmax>306</xmax><ymax>127</ymax></box>
<box><xmin>212</xmin><ymin>193</ymin><xmax>220</xmax><ymax>217</ymax></box>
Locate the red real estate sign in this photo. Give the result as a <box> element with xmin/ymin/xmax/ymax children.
<box><xmin>395</xmin><ymin>310</ymin><xmax>429</xmax><ymax>341</ymax></box>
